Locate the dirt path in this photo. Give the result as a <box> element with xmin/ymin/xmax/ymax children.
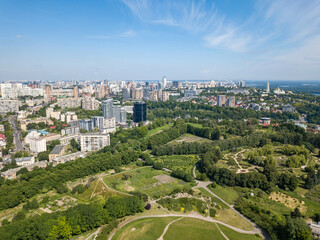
<box><xmin>99</xmin><ymin>178</ymin><xmax>132</xmax><ymax>196</ymax></box>
<box><xmin>194</xmin><ymin>181</ymin><xmax>269</xmax><ymax>239</ymax></box>
<box><xmin>157</xmin><ymin>217</ymin><xmax>183</xmax><ymax>240</ymax></box>
<box><xmin>215</xmin><ymin>223</ymin><xmax>229</xmax><ymax>240</ymax></box>
<box><xmin>85</xmin><ymin>227</ymin><xmax>100</xmax><ymax>240</ymax></box>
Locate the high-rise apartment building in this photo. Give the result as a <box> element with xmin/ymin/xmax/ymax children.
<box><xmin>226</xmin><ymin>96</ymin><xmax>235</xmax><ymax>107</ymax></box>
<box><xmin>162</xmin><ymin>91</ymin><xmax>170</xmax><ymax>102</ymax></box>
<box><xmin>122</xmin><ymin>87</ymin><xmax>130</xmax><ymax>100</ymax></box>
<box><xmin>80</xmin><ymin>133</ymin><xmax>110</xmax><ymax>152</ymax></box>
<box><xmin>29</xmin><ymin>137</ymin><xmax>46</xmax><ymax>153</ymax></box>
<box><xmin>73</xmin><ymin>86</ymin><xmax>79</xmax><ymax>98</ymax></box>
<box><xmin>82</xmin><ymin>97</ymin><xmax>100</xmax><ymax>110</ymax></box>
<box><xmin>133</xmin><ymin>102</ymin><xmax>147</xmax><ymax>123</ymax></box>
<box><xmin>217</xmin><ymin>95</ymin><xmax>226</xmax><ymax>107</ymax></box>
<box><xmin>0</xmin><ymin>100</ymin><xmax>20</xmax><ymax>113</ymax></box>
<box><xmin>91</xmin><ymin>116</ymin><xmax>105</xmax><ymax>130</ymax></box>
<box><xmin>79</xmin><ymin>119</ymin><xmax>93</xmax><ymax>131</ymax></box>
<box><xmin>131</xmin><ymin>88</ymin><xmax>143</xmax><ymax>100</ymax></box>
<box><xmin>102</xmin><ymin>99</ymin><xmax>113</xmax><ymax>119</ymax></box>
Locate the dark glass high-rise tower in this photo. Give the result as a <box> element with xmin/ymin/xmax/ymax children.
<box><xmin>133</xmin><ymin>101</ymin><xmax>146</xmax><ymax>123</ymax></box>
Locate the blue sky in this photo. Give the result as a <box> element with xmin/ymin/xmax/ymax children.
<box><xmin>0</xmin><ymin>0</ymin><xmax>320</xmax><ymax>81</ymax></box>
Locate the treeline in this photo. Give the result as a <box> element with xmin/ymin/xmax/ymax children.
<box><xmin>0</xmin><ymin>149</ymin><xmax>140</xmax><ymax>211</ymax></box>
<box><xmin>147</xmin><ymin>101</ymin><xmax>299</xmax><ymax>122</ymax></box>
<box><xmin>0</xmin><ymin>196</ymin><xmax>144</xmax><ymax>239</ymax></box>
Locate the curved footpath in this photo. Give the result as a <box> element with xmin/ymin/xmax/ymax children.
<box><xmin>108</xmin><ymin>213</ymin><xmax>262</xmax><ymax>240</ymax></box>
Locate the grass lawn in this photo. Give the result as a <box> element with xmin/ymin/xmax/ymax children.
<box><xmin>112</xmin><ymin>217</ymin><xmax>257</xmax><ymax>240</ymax></box>
<box><xmin>208</xmin><ymin>185</ymin><xmax>240</xmax><ymax>205</ymax></box>
<box><xmin>103</xmin><ymin>167</ymin><xmax>191</xmax><ymax>199</ymax></box>
<box><xmin>218</xmin><ymin>224</ymin><xmax>261</xmax><ymax>240</ymax></box>
<box><xmin>73</xmin><ymin>179</ymin><xmax>127</xmax><ymax>202</ymax></box>
<box><xmin>112</xmin><ymin>217</ymin><xmax>177</xmax><ymax>240</ymax></box>
<box><xmin>153</xmin><ymin>155</ymin><xmax>197</xmax><ymax>176</ymax></box>
<box><xmin>164</xmin><ymin>218</ymin><xmax>225</xmax><ymax>240</ymax></box>
<box><xmin>168</xmin><ymin>133</ymin><xmax>212</xmax><ymax>145</ymax></box>
<box><xmin>197</xmin><ymin>187</ymin><xmax>229</xmax><ymax>209</ymax></box>
<box><xmin>146</xmin><ymin>123</ymin><xmax>173</xmax><ymax>137</ymax></box>
<box><xmin>215</xmin><ymin>208</ymin><xmax>253</xmax><ymax>231</ymax></box>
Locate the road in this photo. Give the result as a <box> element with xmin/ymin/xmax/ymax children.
<box><xmin>9</xmin><ymin>116</ymin><xmax>24</xmax><ymax>152</ymax></box>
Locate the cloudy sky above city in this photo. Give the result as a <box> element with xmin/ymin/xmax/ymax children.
<box><xmin>0</xmin><ymin>0</ymin><xmax>320</xmax><ymax>81</ymax></box>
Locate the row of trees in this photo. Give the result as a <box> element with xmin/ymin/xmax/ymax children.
<box><xmin>147</xmin><ymin>101</ymin><xmax>299</xmax><ymax>122</ymax></box>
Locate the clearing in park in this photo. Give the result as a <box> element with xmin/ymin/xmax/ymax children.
<box><xmin>111</xmin><ymin>217</ymin><xmax>261</xmax><ymax>240</ymax></box>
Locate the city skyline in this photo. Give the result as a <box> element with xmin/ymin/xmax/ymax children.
<box><xmin>1</xmin><ymin>0</ymin><xmax>320</xmax><ymax>81</ymax></box>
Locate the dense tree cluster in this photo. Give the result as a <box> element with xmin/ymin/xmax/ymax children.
<box><xmin>152</xmin><ymin>132</ymin><xmax>267</xmax><ymax>156</ymax></box>
<box><xmin>0</xmin><ymin>196</ymin><xmax>144</xmax><ymax>239</ymax></box>
<box><xmin>171</xmin><ymin>169</ymin><xmax>193</xmax><ymax>182</ymax></box>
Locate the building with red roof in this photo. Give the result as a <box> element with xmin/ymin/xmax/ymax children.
<box><xmin>0</xmin><ymin>133</ymin><xmax>6</xmax><ymax>147</ymax></box>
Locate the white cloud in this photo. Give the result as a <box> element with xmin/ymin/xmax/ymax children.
<box><xmin>16</xmin><ymin>35</ymin><xmax>22</xmax><ymax>39</ymax></box>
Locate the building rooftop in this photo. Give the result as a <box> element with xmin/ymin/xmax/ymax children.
<box><xmin>15</xmin><ymin>156</ymin><xmax>34</xmax><ymax>162</ymax></box>
<box><xmin>50</xmin><ymin>145</ymin><xmax>65</xmax><ymax>155</ymax></box>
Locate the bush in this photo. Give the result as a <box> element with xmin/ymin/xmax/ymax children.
<box><xmin>71</xmin><ymin>184</ymin><xmax>86</xmax><ymax>194</ymax></box>
<box><xmin>55</xmin><ymin>183</ymin><xmax>68</xmax><ymax>194</ymax></box>
<box><xmin>153</xmin><ymin>162</ymin><xmax>164</xmax><ymax>170</ymax></box>
<box><xmin>145</xmin><ymin>203</ymin><xmax>151</xmax><ymax>210</ymax></box>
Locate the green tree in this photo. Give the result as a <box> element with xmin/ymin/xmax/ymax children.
<box><xmin>48</xmin><ymin>216</ymin><xmax>72</xmax><ymax>240</ymax></box>
<box><xmin>283</xmin><ymin>217</ymin><xmax>311</xmax><ymax>240</ymax></box>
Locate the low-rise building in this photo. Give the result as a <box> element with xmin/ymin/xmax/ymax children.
<box><xmin>80</xmin><ymin>133</ymin><xmax>110</xmax><ymax>152</ymax></box>
<box><xmin>16</xmin><ymin>156</ymin><xmax>35</xmax><ymax>167</ymax></box>
<box><xmin>282</xmin><ymin>104</ymin><xmax>295</xmax><ymax>113</ymax></box>
<box><xmin>0</xmin><ymin>133</ymin><xmax>6</xmax><ymax>147</ymax></box>
<box><xmin>52</xmin><ymin>151</ymin><xmax>87</xmax><ymax>166</ymax></box>
<box><xmin>0</xmin><ymin>125</ymin><xmax>4</xmax><ymax>132</ymax></box>
<box><xmin>49</xmin><ymin>145</ymin><xmax>66</xmax><ymax>162</ymax></box>
<box><xmin>61</xmin><ymin>126</ymin><xmax>80</xmax><ymax>136</ymax></box>
<box><xmin>1</xmin><ymin>161</ymin><xmax>47</xmax><ymax>180</ymax></box>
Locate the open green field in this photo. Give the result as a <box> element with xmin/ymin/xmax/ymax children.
<box><xmin>208</xmin><ymin>185</ymin><xmax>240</xmax><ymax>205</ymax></box>
<box><xmin>73</xmin><ymin>179</ymin><xmax>128</xmax><ymax>202</ymax></box>
<box><xmin>112</xmin><ymin>217</ymin><xmax>177</xmax><ymax>240</ymax></box>
<box><xmin>218</xmin><ymin>224</ymin><xmax>261</xmax><ymax>240</ymax></box>
<box><xmin>146</xmin><ymin>123</ymin><xmax>173</xmax><ymax>137</ymax></box>
<box><xmin>153</xmin><ymin>155</ymin><xmax>197</xmax><ymax>175</ymax></box>
<box><xmin>164</xmin><ymin>218</ymin><xmax>224</xmax><ymax>240</ymax></box>
<box><xmin>112</xmin><ymin>217</ymin><xmax>259</xmax><ymax>240</ymax></box>
<box><xmin>103</xmin><ymin>167</ymin><xmax>191</xmax><ymax>199</ymax></box>
<box><xmin>168</xmin><ymin>133</ymin><xmax>212</xmax><ymax>145</ymax></box>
